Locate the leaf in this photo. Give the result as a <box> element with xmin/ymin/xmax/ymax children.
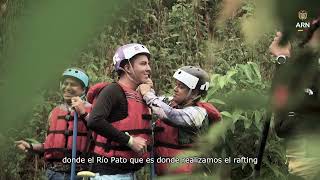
<box><xmin>248</xmin><ymin>62</ymin><xmax>262</xmax><ymax>82</ymax></box>
<box><xmin>243</xmin><ymin>64</ymin><xmax>253</xmax><ymax>81</ymax></box>
<box><xmin>254</xmin><ymin>110</ymin><xmax>263</xmax><ymax>125</ymax></box>
<box><xmin>25</xmin><ymin>138</ymin><xmax>40</xmax><ymax>144</ymax></box>
<box><xmin>218</xmin><ymin>77</ymin><xmax>226</xmax><ymax>89</ymax></box>
<box><xmin>170</xmin><ymin>33</ymin><xmax>180</xmax><ymax>38</ymax></box>
<box><xmin>244</xmin><ymin>118</ymin><xmax>252</xmax><ymax>129</ymax></box>
<box><xmin>230</xmin><ymin>123</ymin><xmax>235</xmax><ymax>134</ymax></box>
<box><xmin>226</xmin><ymin>69</ymin><xmax>237</xmax><ymax>79</ymax></box>
<box><xmin>242</xmin><ymin>162</ymin><xmax>247</xmax><ymax>170</ymax></box>
<box><xmin>221</xmin><ymin>111</ymin><xmax>233</xmax><ymax>119</ymax></box>
<box><xmin>221</xmin><ymin>148</ymin><xmax>227</xmax><ymax>159</ymax></box>
<box><xmin>208</xmin><ymin>98</ymin><xmax>226</xmax><ymax>105</ymax></box>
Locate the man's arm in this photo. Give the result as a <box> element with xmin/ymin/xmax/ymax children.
<box><xmin>269</xmin><ymin>31</ymin><xmax>293</xmax><ymax>137</ymax></box>
<box><xmin>87</xmin><ymin>84</ymin><xmax>148</xmax><ymax>153</ymax></box>
<box><xmin>143</xmin><ymin>91</ymin><xmax>207</xmax><ymax>127</ymax></box>
<box><xmin>87</xmin><ymin>84</ymin><xmax>130</xmax><ymax>145</ymax></box>
<box><xmin>15</xmin><ymin>141</ymin><xmax>44</xmax><ymax>153</ymax></box>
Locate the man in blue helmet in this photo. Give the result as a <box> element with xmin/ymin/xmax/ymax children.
<box><xmin>15</xmin><ymin>68</ymin><xmax>92</xmax><ymax>180</ymax></box>
<box><xmin>87</xmin><ymin>43</ymin><xmax>153</xmax><ymax>180</ymax></box>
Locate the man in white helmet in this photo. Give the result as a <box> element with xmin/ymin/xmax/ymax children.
<box><xmin>87</xmin><ymin>43</ymin><xmax>153</xmax><ymax>179</ymax></box>
<box><xmin>139</xmin><ymin>66</ymin><xmax>221</xmax><ymax>175</ymax></box>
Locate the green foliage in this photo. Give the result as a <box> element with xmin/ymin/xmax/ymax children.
<box><xmin>207</xmin><ymin>63</ymin><xmax>287</xmax><ymax>179</ymax></box>
<box><xmin>0</xmin><ymin>0</ymin><xmax>289</xmax><ymax>179</ymax></box>
<box><xmin>76</xmin><ymin>0</ymin><xmax>210</xmax><ymax>93</ymax></box>
<box><xmin>0</xmin><ymin>90</ymin><xmax>58</xmax><ymax>179</ymax></box>
<box><xmin>153</xmin><ymin>65</ymin><xmax>277</xmax><ymax>180</ymax></box>
<box><xmin>163</xmin><ymin>62</ymin><xmax>287</xmax><ymax>179</ymax></box>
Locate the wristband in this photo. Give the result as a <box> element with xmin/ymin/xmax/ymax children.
<box><xmin>25</xmin><ymin>142</ymin><xmax>44</xmax><ymax>155</ymax></box>
<box><xmin>27</xmin><ymin>142</ymin><xmax>33</xmax><ymax>152</ymax></box>
<box><xmin>125</xmin><ymin>132</ymin><xmax>133</xmax><ymax>147</ymax></box>
<box><xmin>29</xmin><ymin>143</ymin><xmax>33</xmax><ymax>150</ymax></box>
<box><xmin>276</xmin><ymin>55</ymin><xmax>287</xmax><ymax>65</ymax></box>
<box><xmin>80</xmin><ymin>112</ymin><xmax>88</xmax><ymax>119</ymax></box>
<box><xmin>128</xmin><ymin>136</ymin><xmax>133</xmax><ymax>147</ymax></box>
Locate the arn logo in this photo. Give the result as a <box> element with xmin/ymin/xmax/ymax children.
<box><xmin>296</xmin><ymin>22</ymin><xmax>310</xmax><ymax>28</ymax></box>
<box><xmin>296</xmin><ymin>10</ymin><xmax>310</xmax><ymax>32</ymax></box>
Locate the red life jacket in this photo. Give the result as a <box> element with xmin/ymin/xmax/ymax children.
<box><xmin>91</xmin><ymin>83</ymin><xmax>152</xmax><ymax>160</ymax></box>
<box><xmin>155</xmin><ymin>102</ymin><xmax>221</xmax><ymax>175</ymax></box>
<box><xmin>44</xmin><ymin>102</ymin><xmax>92</xmax><ymax>161</ymax></box>
<box><xmin>87</xmin><ymin>82</ymin><xmax>110</xmax><ymax>105</ymax></box>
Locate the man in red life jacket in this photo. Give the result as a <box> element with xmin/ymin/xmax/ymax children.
<box><xmin>139</xmin><ymin>66</ymin><xmax>221</xmax><ymax>175</ymax></box>
<box><xmin>87</xmin><ymin>43</ymin><xmax>153</xmax><ymax>179</ymax></box>
<box><xmin>15</xmin><ymin>68</ymin><xmax>91</xmax><ymax>180</ymax></box>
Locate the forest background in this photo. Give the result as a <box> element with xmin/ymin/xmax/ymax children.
<box><xmin>0</xmin><ymin>0</ymin><xmax>315</xmax><ymax>179</ymax></box>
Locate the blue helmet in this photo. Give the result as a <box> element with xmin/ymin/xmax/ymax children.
<box><xmin>62</xmin><ymin>68</ymin><xmax>89</xmax><ymax>88</ymax></box>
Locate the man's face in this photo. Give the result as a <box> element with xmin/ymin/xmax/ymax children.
<box><xmin>61</xmin><ymin>77</ymin><xmax>84</xmax><ymax>102</ymax></box>
<box><xmin>172</xmin><ymin>80</ymin><xmax>191</xmax><ymax>105</ymax></box>
<box><xmin>130</xmin><ymin>54</ymin><xmax>151</xmax><ymax>84</ymax></box>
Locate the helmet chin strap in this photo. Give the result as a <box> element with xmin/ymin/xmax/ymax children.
<box><xmin>62</xmin><ymin>88</ymin><xmax>87</xmax><ymax>106</ymax></box>
<box><xmin>179</xmin><ymin>89</ymin><xmax>201</xmax><ymax>107</ymax></box>
<box><xmin>118</xmin><ymin>61</ymin><xmax>141</xmax><ymax>86</ymax></box>
<box><xmin>79</xmin><ymin>90</ymin><xmax>87</xmax><ymax>100</ymax></box>
<box><xmin>128</xmin><ymin>60</ymin><xmax>141</xmax><ymax>84</ymax></box>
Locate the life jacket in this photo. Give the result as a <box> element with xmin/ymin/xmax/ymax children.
<box><xmin>87</xmin><ymin>82</ymin><xmax>110</xmax><ymax>105</ymax></box>
<box><xmin>90</xmin><ymin>82</ymin><xmax>152</xmax><ymax>160</ymax></box>
<box><xmin>155</xmin><ymin>102</ymin><xmax>221</xmax><ymax>175</ymax></box>
<box><xmin>44</xmin><ymin>102</ymin><xmax>92</xmax><ymax>161</ymax></box>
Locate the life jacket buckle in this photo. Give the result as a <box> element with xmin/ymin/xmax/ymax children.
<box><xmin>65</xmin><ymin>114</ymin><xmax>72</xmax><ymax>121</ymax></box>
<box><xmin>104</xmin><ymin>140</ymin><xmax>112</xmax><ymax>153</ymax></box>
<box><xmin>64</xmin><ymin>130</ymin><xmax>71</xmax><ymax>136</ymax></box>
<box><xmin>142</xmin><ymin>114</ymin><xmax>152</xmax><ymax>121</ymax></box>
<box><xmin>288</xmin><ymin>112</ymin><xmax>295</xmax><ymax>117</ymax></box>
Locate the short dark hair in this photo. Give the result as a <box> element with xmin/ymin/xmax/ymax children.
<box><xmin>116</xmin><ymin>59</ymin><xmax>129</xmax><ymax>76</ymax></box>
<box><xmin>116</xmin><ymin>54</ymin><xmax>142</xmax><ymax>76</ymax></box>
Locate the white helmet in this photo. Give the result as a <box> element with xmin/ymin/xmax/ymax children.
<box><xmin>173</xmin><ymin>66</ymin><xmax>210</xmax><ymax>93</ymax></box>
<box><xmin>113</xmin><ymin>43</ymin><xmax>150</xmax><ymax>72</ymax></box>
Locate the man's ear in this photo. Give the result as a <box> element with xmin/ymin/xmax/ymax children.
<box><xmin>191</xmin><ymin>89</ymin><xmax>200</xmax><ymax>98</ymax></box>
<box><xmin>191</xmin><ymin>89</ymin><xmax>198</xmax><ymax>98</ymax></box>
<box><xmin>82</xmin><ymin>88</ymin><xmax>86</xmax><ymax>95</ymax></box>
<box><xmin>124</xmin><ymin>64</ymin><xmax>131</xmax><ymax>73</ymax></box>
